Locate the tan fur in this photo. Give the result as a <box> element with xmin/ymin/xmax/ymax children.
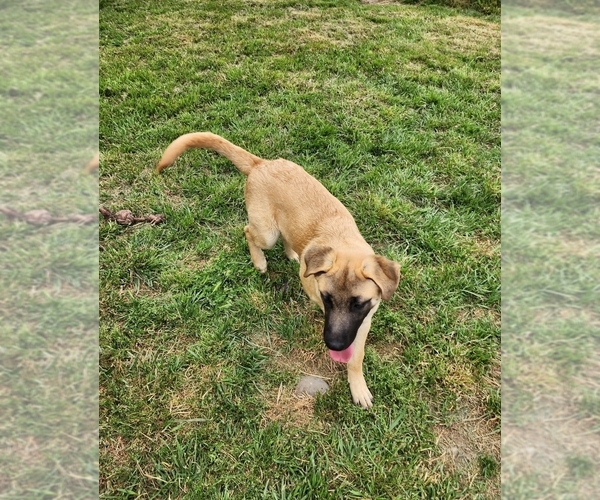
<box><xmin>156</xmin><ymin>132</ymin><xmax>401</xmax><ymax>408</ymax></box>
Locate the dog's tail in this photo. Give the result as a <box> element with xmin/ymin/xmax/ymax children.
<box><xmin>156</xmin><ymin>132</ymin><xmax>262</xmax><ymax>176</ymax></box>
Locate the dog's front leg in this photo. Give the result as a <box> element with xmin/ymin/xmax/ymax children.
<box><xmin>347</xmin><ymin>302</ymin><xmax>380</xmax><ymax>409</ymax></box>
<box><xmin>347</xmin><ymin>319</ymin><xmax>373</xmax><ymax>409</ymax></box>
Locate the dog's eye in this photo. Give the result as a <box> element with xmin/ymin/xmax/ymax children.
<box><xmin>320</xmin><ymin>292</ymin><xmax>333</xmax><ymax>305</ymax></box>
<box><xmin>351</xmin><ymin>297</ymin><xmax>370</xmax><ymax>311</ymax></box>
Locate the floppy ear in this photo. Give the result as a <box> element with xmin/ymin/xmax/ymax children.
<box><xmin>362</xmin><ymin>255</ymin><xmax>401</xmax><ymax>300</ymax></box>
<box><xmin>303</xmin><ymin>246</ymin><xmax>335</xmax><ymax>278</ymax></box>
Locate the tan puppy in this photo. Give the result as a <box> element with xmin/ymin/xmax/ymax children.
<box><xmin>156</xmin><ymin>132</ymin><xmax>400</xmax><ymax>408</ymax></box>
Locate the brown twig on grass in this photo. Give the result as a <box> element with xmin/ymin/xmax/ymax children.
<box><xmin>0</xmin><ymin>207</ymin><xmax>97</xmax><ymax>226</ymax></box>
<box><xmin>99</xmin><ymin>207</ymin><xmax>165</xmax><ymax>226</ymax></box>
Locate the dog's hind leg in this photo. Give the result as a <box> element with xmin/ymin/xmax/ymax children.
<box><xmin>244</xmin><ymin>222</ymin><xmax>279</xmax><ymax>273</ymax></box>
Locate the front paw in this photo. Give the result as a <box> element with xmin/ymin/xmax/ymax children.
<box><xmin>252</xmin><ymin>256</ymin><xmax>267</xmax><ymax>273</ymax></box>
<box><xmin>349</xmin><ymin>376</ymin><xmax>373</xmax><ymax>409</ymax></box>
<box><xmin>254</xmin><ymin>262</ymin><xmax>267</xmax><ymax>273</ymax></box>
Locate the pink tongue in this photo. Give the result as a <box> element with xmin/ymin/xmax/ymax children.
<box><xmin>329</xmin><ymin>344</ymin><xmax>353</xmax><ymax>363</ymax></box>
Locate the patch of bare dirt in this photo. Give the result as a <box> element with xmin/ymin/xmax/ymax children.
<box><xmin>251</xmin><ymin>330</ymin><xmax>344</xmax><ymax>428</ymax></box>
<box><xmin>433</xmin><ymin>398</ymin><xmax>500</xmax><ymax>498</ymax></box>
<box><xmin>261</xmin><ymin>384</ymin><xmax>323</xmax><ymax>429</ymax></box>
<box><xmin>431</xmin><ymin>358</ymin><xmax>500</xmax><ymax>498</ymax></box>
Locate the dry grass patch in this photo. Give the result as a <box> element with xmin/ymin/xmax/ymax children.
<box><xmin>246</xmin><ymin>290</ymin><xmax>273</xmax><ymax>314</ymax></box>
<box><xmin>443</xmin><ymin>361</ymin><xmax>478</xmax><ymax>394</ymax></box>
<box><xmin>295</xmin><ymin>18</ymin><xmax>371</xmax><ymax>48</ymax></box>
<box><xmin>360</xmin><ymin>0</ymin><xmax>398</xmax><ymax>4</ymax></box>
<box><xmin>1</xmin><ymin>436</ymin><xmax>47</xmax><ymax>471</ymax></box>
<box><xmin>109</xmin><ymin>334</ymin><xmax>198</xmax><ymax>375</ymax></box>
<box><xmin>473</xmin><ymin>235</ymin><xmax>499</xmax><ymax>258</ymax></box>
<box><xmin>168</xmin><ymin>363</ymin><xmax>223</xmax><ymax>419</ymax></box>
<box><xmin>433</xmin><ymin>378</ymin><xmax>500</xmax><ymax>497</ymax></box>
<box><xmin>428</xmin><ymin>356</ymin><xmax>500</xmax><ymax>494</ymax></box>
<box><xmin>252</xmin><ymin>330</ymin><xmax>345</xmax><ymax>381</ymax></box>
<box><xmin>261</xmin><ymin>384</ymin><xmax>323</xmax><ymax>429</ymax></box>
<box><xmin>101</xmin><ymin>434</ymin><xmax>129</xmax><ymax>470</ymax></box>
<box><xmin>287</xmin><ymin>7</ymin><xmax>322</xmax><ymax>19</ymax></box>
<box><xmin>376</xmin><ymin>341</ymin><xmax>406</xmax><ymax>361</ymax></box>
<box><xmin>503</xmin><ymin>15</ymin><xmax>600</xmax><ymax>58</ymax></box>
<box><xmin>457</xmin><ymin>306</ymin><xmax>500</xmax><ymax>326</ymax></box>
<box><xmin>426</xmin><ymin>16</ymin><xmax>500</xmax><ymax>57</ymax></box>
<box><xmin>551</xmin><ymin>306</ymin><xmax>600</xmax><ymax>325</ymax></box>
<box><xmin>116</xmin><ymin>273</ymin><xmax>162</xmax><ymax>297</ymax></box>
<box><xmin>503</xmin><ymin>392</ymin><xmax>600</xmax><ymax>497</ymax></box>
<box><xmin>100</xmin><ymin>434</ymin><xmax>164</xmax><ymax>493</ymax></box>
<box><xmin>251</xmin><ymin>330</ymin><xmax>351</xmax><ymax>428</ymax></box>
<box><xmin>434</xmin><ymin>413</ymin><xmax>500</xmax><ymax>498</ymax></box>
<box><xmin>179</xmin><ymin>254</ymin><xmax>214</xmax><ymax>272</ymax></box>
<box><xmin>556</xmin><ymin>236</ymin><xmax>600</xmax><ymax>259</ymax></box>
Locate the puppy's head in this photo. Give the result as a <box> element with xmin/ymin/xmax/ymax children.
<box><xmin>303</xmin><ymin>246</ymin><xmax>401</xmax><ymax>362</ymax></box>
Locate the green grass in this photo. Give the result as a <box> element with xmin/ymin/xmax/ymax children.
<box><xmin>502</xmin><ymin>5</ymin><xmax>600</xmax><ymax>498</ymax></box>
<box><xmin>398</xmin><ymin>0</ymin><xmax>498</xmax><ymax>15</ymax></box>
<box><xmin>100</xmin><ymin>1</ymin><xmax>499</xmax><ymax>498</ymax></box>
<box><xmin>0</xmin><ymin>0</ymin><xmax>98</xmax><ymax>498</ymax></box>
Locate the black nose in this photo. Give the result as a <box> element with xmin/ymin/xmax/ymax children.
<box><xmin>325</xmin><ymin>336</ymin><xmax>350</xmax><ymax>351</ymax></box>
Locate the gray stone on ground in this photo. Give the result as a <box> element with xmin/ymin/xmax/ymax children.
<box><xmin>295</xmin><ymin>376</ymin><xmax>329</xmax><ymax>397</ymax></box>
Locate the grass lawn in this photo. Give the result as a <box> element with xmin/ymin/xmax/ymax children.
<box><xmin>100</xmin><ymin>1</ymin><xmax>500</xmax><ymax>498</ymax></box>
<box><xmin>0</xmin><ymin>0</ymin><xmax>98</xmax><ymax>498</ymax></box>
<box><xmin>502</xmin><ymin>3</ymin><xmax>600</xmax><ymax>498</ymax></box>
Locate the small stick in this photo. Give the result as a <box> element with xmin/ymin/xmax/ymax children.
<box><xmin>98</xmin><ymin>207</ymin><xmax>165</xmax><ymax>226</ymax></box>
